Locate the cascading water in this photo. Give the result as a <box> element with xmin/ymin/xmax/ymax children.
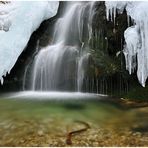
<box><xmin>77</xmin><ymin>53</ymin><xmax>91</xmax><ymax>91</ymax></box>
<box><xmin>30</xmin><ymin>2</ymin><xmax>96</xmax><ymax>91</ymax></box>
<box><xmin>32</xmin><ymin>44</ymin><xmax>78</xmax><ymax>91</ymax></box>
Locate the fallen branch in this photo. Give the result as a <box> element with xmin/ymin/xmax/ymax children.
<box><xmin>66</xmin><ymin>120</ymin><xmax>90</xmax><ymax>145</ymax></box>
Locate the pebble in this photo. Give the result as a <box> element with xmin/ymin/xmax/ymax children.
<box><xmin>37</xmin><ymin>130</ymin><xmax>44</xmax><ymax>136</ymax></box>
<box><xmin>1</xmin><ymin>117</ymin><xmax>148</xmax><ymax>147</ymax></box>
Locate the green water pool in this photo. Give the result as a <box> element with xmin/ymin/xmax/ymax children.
<box><xmin>0</xmin><ymin>93</ymin><xmax>148</xmax><ymax>146</ymax></box>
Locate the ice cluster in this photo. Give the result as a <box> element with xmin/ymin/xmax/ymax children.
<box><xmin>106</xmin><ymin>1</ymin><xmax>148</xmax><ymax>87</ymax></box>
<box><xmin>0</xmin><ymin>1</ymin><xmax>59</xmax><ymax>84</ymax></box>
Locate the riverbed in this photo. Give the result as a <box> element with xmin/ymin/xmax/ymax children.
<box><xmin>0</xmin><ymin>92</ymin><xmax>148</xmax><ymax>146</ymax></box>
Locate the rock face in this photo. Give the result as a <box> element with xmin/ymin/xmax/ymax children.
<box><xmin>0</xmin><ymin>1</ymin><xmax>146</xmax><ymax>94</ymax></box>
<box><xmin>84</xmin><ymin>1</ymin><xmax>132</xmax><ymax>94</ymax></box>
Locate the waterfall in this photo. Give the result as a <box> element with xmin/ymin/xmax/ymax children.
<box><xmin>77</xmin><ymin>53</ymin><xmax>90</xmax><ymax>92</ymax></box>
<box><xmin>32</xmin><ymin>44</ymin><xmax>78</xmax><ymax>91</ymax></box>
<box><xmin>29</xmin><ymin>2</ymin><xmax>95</xmax><ymax>91</ymax></box>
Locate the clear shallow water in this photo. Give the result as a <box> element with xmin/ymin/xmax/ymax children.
<box><xmin>0</xmin><ymin>92</ymin><xmax>148</xmax><ymax>146</ymax></box>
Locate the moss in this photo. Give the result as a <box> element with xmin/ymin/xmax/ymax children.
<box><xmin>123</xmin><ymin>85</ymin><xmax>148</xmax><ymax>102</ymax></box>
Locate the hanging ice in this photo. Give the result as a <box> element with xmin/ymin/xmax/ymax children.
<box><xmin>124</xmin><ymin>25</ymin><xmax>140</xmax><ymax>75</ymax></box>
<box><xmin>0</xmin><ymin>1</ymin><xmax>59</xmax><ymax>84</ymax></box>
<box><xmin>105</xmin><ymin>1</ymin><xmax>127</xmax><ymax>23</ymax></box>
<box><xmin>105</xmin><ymin>1</ymin><xmax>148</xmax><ymax>87</ymax></box>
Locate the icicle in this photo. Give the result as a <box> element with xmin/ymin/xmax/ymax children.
<box><xmin>113</xmin><ymin>7</ymin><xmax>116</xmax><ymax>26</ymax></box>
<box><xmin>127</xmin><ymin>15</ymin><xmax>130</xmax><ymax>27</ymax></box>
<box><xmin>105</xmin><ymin>1</ymin><xmax>148</xmax><ymax>87</ymax></box>
<box><xmin>0</xmin><ymin>77</ymin><xmax>4</xmax><ymax>85</ymax></box>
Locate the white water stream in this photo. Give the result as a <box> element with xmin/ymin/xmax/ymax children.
<box><xmin>30</xmin><ymin>2</ymin><xmax>95</xmax><ymax>91</ymax></box>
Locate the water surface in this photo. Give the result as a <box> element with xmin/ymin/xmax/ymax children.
<box><xmin>0</xmin><ymin>92</ymin><xmax>148</xmax><ymax>146</ymax></box>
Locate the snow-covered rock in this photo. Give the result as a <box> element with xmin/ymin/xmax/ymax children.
<box><xmin>0</xmin><ymin>1</ymin><xmax>59</xmax><ymax>84</ymax></box>
<box><xmin>105</xmin><ymin>1</ymin><xmax>148</xmax><ymax>87</ymax></box>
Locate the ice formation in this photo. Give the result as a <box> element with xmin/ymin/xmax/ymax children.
<box><xmin>0</xmin><ymin>1</ymin><xmax>59</xmax><ymax>84</ymax></box>
<box><xmin>105</xmin><ymin>1</ymin><xmax>148</xmax><ymax>87</ymax></box>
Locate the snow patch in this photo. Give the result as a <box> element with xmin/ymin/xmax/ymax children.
<box><xmin>0</xmin><ymin>1</ymin><xmax>59</xmax><ymax>84</ymax></box>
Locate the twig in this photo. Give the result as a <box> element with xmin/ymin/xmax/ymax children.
<box><xmin>66</xmin><ymin>120</ymin><xmax>90</xmax><ymax>145</ymax></box>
